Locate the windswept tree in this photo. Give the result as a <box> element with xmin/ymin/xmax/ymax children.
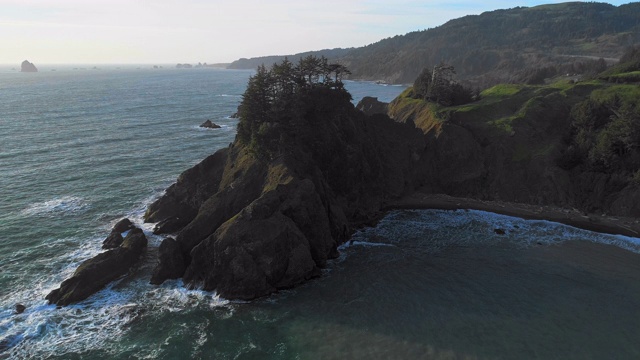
<box><xmin>413</xmin><ymin>62</ymin><xmax>473</xmax><ymax>106</ymax></box>
<box><xmin>236</xmin><ymin>56</ymin><xmax>352</xmax><ymax>157</ymax></box>
<box><xmin>237</xmin><ymin>65</ymin><xmax>272</xmax><ymax>144</ymax></box>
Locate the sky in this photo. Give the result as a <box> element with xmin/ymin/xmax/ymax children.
<box><xmin>0</xmin><ymin>0</ymin><xmax>631</xmax><ymax>65</ymax></box>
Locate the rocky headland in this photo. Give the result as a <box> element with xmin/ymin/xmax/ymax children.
<box><xmin>144</xmin><ymin>54</ymin><xmax>640</xmax><ymax>301</ymax></box>
<box><xmin>47</xmin><ymin>52</ymin><xmax>640</xmax><ymax>305</ymax></box>
<box><xmin>144</xmin><ymin>86</ymin><xmax>428</xmax><ymax>299</ymax></box>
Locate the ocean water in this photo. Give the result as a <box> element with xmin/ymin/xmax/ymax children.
<box><xmin>1</xmin><ymin>66</ymin><xmax>639</xmax><ymax>359</ymax></box>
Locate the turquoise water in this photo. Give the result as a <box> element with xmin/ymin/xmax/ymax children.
<box><xmin>1</xmin><ymin>67</ymin><xmax>640</xmax><ymax>359</ymax></box>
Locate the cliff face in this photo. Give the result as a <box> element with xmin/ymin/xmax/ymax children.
<box><xmin>145</xmin><ymin>90</ymin><xmax>428</xmax><ymax>299</ymax></box>
<box><xmin>387</xmin><ymin>79</ymin><xmax>640</xmax><ymax>216</ymax></box>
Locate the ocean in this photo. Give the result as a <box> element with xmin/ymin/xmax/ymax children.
<box><xmin>1</xmin><ymin>66</ymin><xmax>639</xmax><ymax>359</ymax></box>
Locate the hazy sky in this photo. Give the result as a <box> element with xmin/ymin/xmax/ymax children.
<box><xmin>0</xmin><ymin>0</ymin><xmax>630</xmax><ymax>64</ymax></box>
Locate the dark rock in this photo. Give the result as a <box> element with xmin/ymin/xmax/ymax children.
<box><xmin>182</xmin><ymin>179</ymin><xmax>333</xmax><ymax>299</ymax></box>
<box><xmin>153</xmin><ymin>216</ymin><xmax>189</xmax><ymax>234</ymax></box>
<box><xmin>15</xmin><ymin>304</ymin><xmax>26</xmax><ymax>314</ymax></box>
<box><xmin>102</xmin><ymin>231</ymin><xmax>124</xmax><ymax>249</ymax></box>
<box><xmin>230</xmin><ymin>112</ymin><xmax>239</xmax><ymax>118</ymax></box>
<box><xmin>494</xmin><ymin>228</ymin><xmax>506</xmax><ymax>235</ymax></box>
<box><xmin>112</xmin><ymin>218</ymin><xmax>135</xmax><ymax>233</ymax></box>
<box><xmin>102</xmin><ymin>218</ymin><xmax>135</xmax><ymax>248</ymax></box>
<box><xmin>144</xmin><ymin>148</ymin><xmax>229</xmax><ymax>229</ymax></box>
<box><xmin>150</xmin><ymin>238</ymin><xmax>185</xmax><ymax>284</ymax></box>
<box><xmin>200</xmin><ymin>120</ymin><xmax>221</xmax><ymax>129</ymax></box>
<box><xmin>20</xmin><ymin>60</ymin><xmax>38</xmax><ymax>72</ymax></box>
<box><xmin>46</xmin><ymin>228</ymin><xmax>147</xmax><ymax>306</ymax></box>
<box><xmin>356</xmin><ymin>96</ymin><xmax>388</xmax><ymax>116</ymax></box>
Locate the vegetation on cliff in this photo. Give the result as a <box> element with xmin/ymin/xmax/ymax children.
<box><xmin>387</xmin><ymin>46</ymin><xmax>640</xmax><ymax>215</ymax></box>
<box><xmin>229</xmin><ymin>3</ymin><xmax>639</xmax><ymax>87</ymax></box>
<box><xmin>236</xmin><ymin>56</ymin><xmax>351</xmax><ymax>158</ymax></box>
<box><xmin>412</xmin><ymin>63</ymin><xmax>475</xmax><ymax>106</ymax></box>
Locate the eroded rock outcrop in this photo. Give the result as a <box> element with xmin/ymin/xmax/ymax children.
<box><xmin>200</xmin><ymin>120</ymin><xmax>221</xmax><ymax>129</ymax></box>
<box><xmin>102</xmin><ymin>218</ymin><xmax>135</xmax><ymax>249</ymax></box>
<box><xmin>46</xmin><ymin>228</ymin><xmax>147</xmax><ymax>306</ymax></box>
<box><xmin>20</xmin><ymin>60</ymin><xmax>38</xmax><ymax>72</ymax></box>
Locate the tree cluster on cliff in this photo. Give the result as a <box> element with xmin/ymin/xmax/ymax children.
<box><xmin>559</xmin><ymin>48</ymin><xmax>640</xmax><ymax>181</ymax></box>
<box><xmin>412</xmin><ymin>63</ymin><xmax>474</xmax><ymax>106</ymax></box>
<box><xmin>236</xmin><ymin>56</ymin><xmax>351</xmax><ymax>158</ymax></box>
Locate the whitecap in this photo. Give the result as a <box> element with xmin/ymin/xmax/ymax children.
<box><xmin>338</xmin><ymin>240</ymin><xmax>396</xmax><ymax>250</ymax></box>
<box><xmin>352</xmin><ymin>209</ymin><xmax>640</xmax><ymax>254</ymax></box>
<box><xmin>2</xmin><ymin>281</ymin><xmax>144</xmax><ymax>358</ymax></box>
<box><xmin>145</xmin><ymin>280</ymin><xmax>229</xmax><ymax>313</ymax></box>
<box><xmin>21</xmin><ymin>196</ymin><xmax>90</xmax><ymax>217</ymax></box>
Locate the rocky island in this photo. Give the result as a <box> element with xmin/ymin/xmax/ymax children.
<box><xmin>20</xmin><ymin>60</ymin><xmax>38</xmax><ymax>72</ymax></box>
<box><xmin>47</xmin><ymin>47</ymin><xmax>640</xmax><ymax>304</ymax></box>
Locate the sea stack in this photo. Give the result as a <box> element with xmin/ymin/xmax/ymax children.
<box><xmin>20</xmin><ymin>60</ymin><xmax>38</xmax><ymax>72</ymax></box>
<box><xmin>200</xmin><ymin>120</ymin><xmax>221</xmax><ymax>129</ymax></box>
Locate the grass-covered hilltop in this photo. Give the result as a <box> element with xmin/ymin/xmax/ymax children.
<box><xmin>388</xmin><ymin>46</ymin><xmax>640</xmax><ymax>215</ymax></box>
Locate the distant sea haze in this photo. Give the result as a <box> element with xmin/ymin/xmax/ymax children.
<box><xmin>1</xmin><ymin>67</ymin><xmax>639</xmax><ymax>359</ymax></box>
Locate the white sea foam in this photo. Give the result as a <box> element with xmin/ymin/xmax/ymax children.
<box><xmin>339</xmin><ymin>240</ymin><xmax>396</xmax><ymax>250</ymax></box>
<box><xmin>353</xmin><ymin>209</ymin><xmax>640</xmax><ymax>254</ymax></box>
<box><xmin>1</xmin><ymin>275</ymin><xmax>229</xmax><ymax>358</ymax></box>
<box><xmin>21</xmin><ymin>196</ymin><xmax>90</xmax><ymax>217</ymax></box>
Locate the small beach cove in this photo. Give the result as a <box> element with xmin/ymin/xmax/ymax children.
<box><xmin>388</xmin><ymin>191</ymin><xmax>640</xmax><ymax>239</ymax></box>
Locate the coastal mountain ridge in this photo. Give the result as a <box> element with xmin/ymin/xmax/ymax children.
<box><xmin>228</xmin><ymin>2</ymin><xmax>640</xmax><ymax>87</ymax></box>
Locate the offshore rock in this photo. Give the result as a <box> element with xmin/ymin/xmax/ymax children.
<box><xmin>20</xmin><ymin>60</ymin><xmax>38</xmax><ymax>72</ymax></box>
<box><xmin>200</xmin><ymin>120</ymin><xmax>221</xmax><ymax>129</ymax></box>
<box><xmin>102</xmin><ymin>218</ymin><xmax>135</xmax><ymax>249</ymax></box>
<box><xmin>112</xmin><ymin>218</ymin><xmax>135</xmax><ymax>233</ymax></box>
<box><xmin>15</xmin><ymin>304</ymin><xmax>26</xmax><ymax>314</ymax></box>
<box><xmin>46</xmin><ymin>228</ymin><xmax>147</xmax><ymax>306</ymax></box>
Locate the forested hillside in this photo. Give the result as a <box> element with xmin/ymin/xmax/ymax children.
<box><xmin>227</xmin><ymin>48</ymin><xmax>352</xmax><ymax>70</ymax></box>
<box><xmin>228</xmin><ymin>2</ymin><xmax>640</xmax><ymax>87</ymax></box>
